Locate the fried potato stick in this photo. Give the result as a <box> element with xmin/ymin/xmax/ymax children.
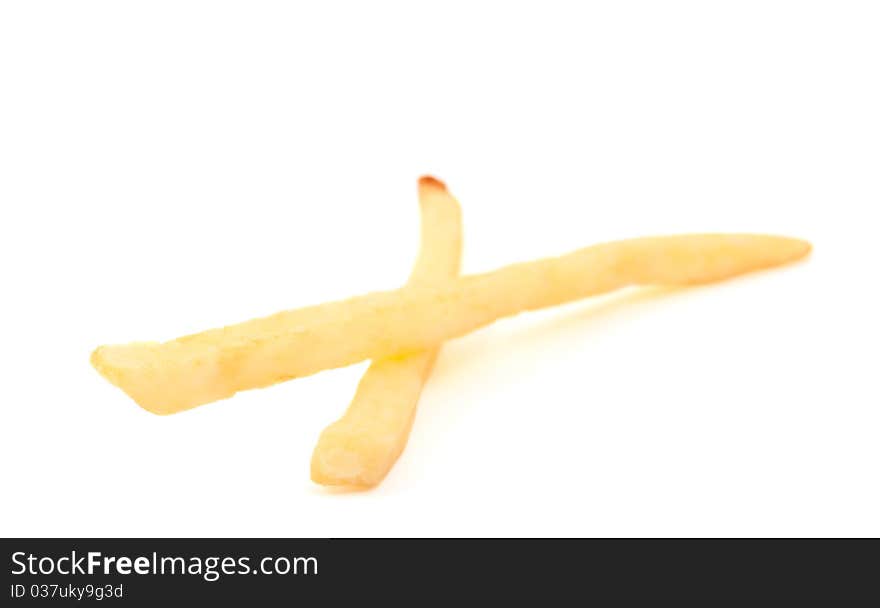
<box><xmin>310</xmin><ymin>176</ymin><xmax>462</xmax><ymax>487</ymax></box>
<box><xmin>92</xmin><ymin>233</ymin><xmax>810</xmax><ymax>415</ymax></box>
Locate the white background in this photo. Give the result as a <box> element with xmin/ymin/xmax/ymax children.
<box><xmin>1</xmin><ymin>1</ymin><xmax>878</xmax><ymax>537</ymax></box>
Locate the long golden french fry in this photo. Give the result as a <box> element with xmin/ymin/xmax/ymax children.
<box><xmin>310</xmin><ymin>176</ymin><xmax>462</xmax><ymax>487</ymax></box>
<box><xmin>92</xmin><ymin>233</ymin><xmax>810</xmax><ymax>415</ymax></box>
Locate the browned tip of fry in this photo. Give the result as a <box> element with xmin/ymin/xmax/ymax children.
<box><xmin>418</xmin><ymin>175</ymin><xmax>447</xmax><ymax>192</ymax></box>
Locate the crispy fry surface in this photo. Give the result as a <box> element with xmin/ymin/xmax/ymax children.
<box><xmin>310</xmin><ymin>177</ymin><xmax>462</xmax><ymax>487</ymax></box>
<box><xmin>92</xmin><ymin>233</ymin><xmax>810</xmax><ymax>414</ymax></box>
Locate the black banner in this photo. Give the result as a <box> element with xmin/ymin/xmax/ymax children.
<box><xmin>1</xmin><ymin>539</ymin><xmax>876</xmax><ymax>604</ymax></box>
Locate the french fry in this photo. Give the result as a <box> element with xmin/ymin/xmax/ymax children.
<box><xmin>92</xmin><ymin>233</ymin><xmax>810</xmax><ymax>415</ymax></box>
<box><xmin>310</xmin><ymin>176</ymin><xmax>462</xmax><ymax>487</ymax></box>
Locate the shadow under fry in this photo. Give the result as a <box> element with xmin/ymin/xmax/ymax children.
<box><xmin>429</xmin><ymin>285</ymin><xmax>688</xmax><ymax>385</ymax></box>
<box><xmin>309</xmin><ymin>483</ymin><xmax>375</xmax><ymax>497</ymax></box>
<box><xmin>374</xmin><ymin>285</ymin><xmax>692</xmax><ymax>493</ymax></box>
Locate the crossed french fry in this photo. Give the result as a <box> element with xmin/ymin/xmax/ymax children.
<box><xmin>91</xmin><ymin>177</ymin><xmax>811</xmax><ymax>488</ymax></box>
